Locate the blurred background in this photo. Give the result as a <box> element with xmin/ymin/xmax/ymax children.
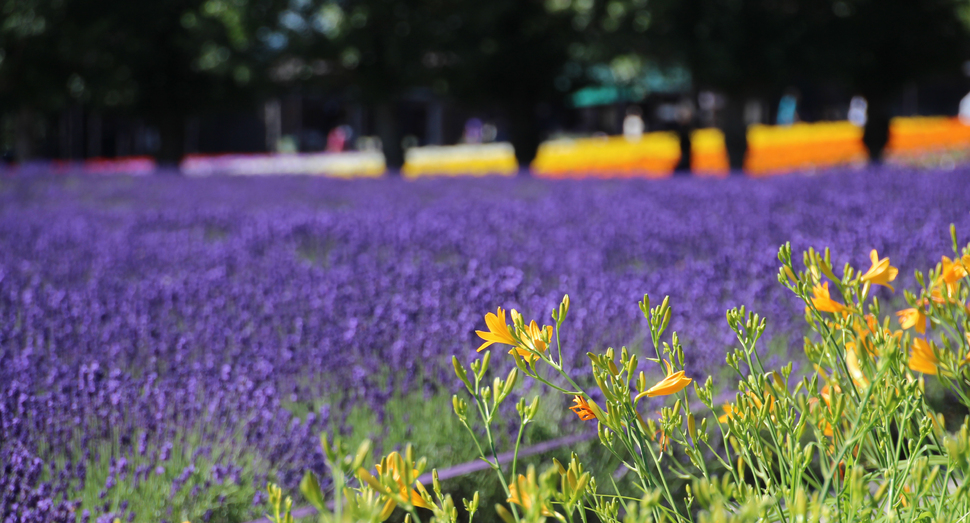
<box><xmin>3</xmin><ymin>0</ymin><xmax>970</xmax><ymax>175</ymax></box>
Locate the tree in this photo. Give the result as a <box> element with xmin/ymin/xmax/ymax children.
<box><xmin>284</xmin><ymin>0</ymin><xmax>583</xmax><ymax>168</ymax></box>
<box><xmin>642</xmin><ymin>0</ymin><xmax>828</xmax><ymax>170</ymax></box>
<box><xmin>811</xmin><ymin>0</ymin><xmax>970</xmax><ymax>162</ymax></box>
<box><xmin>642</xmin><ymin>0</ymin><xmax>970</xmax><ymax>168</ymax></box>
<box><xmin>1</xmin><ymin>0</ymin><xmax>290</xmax><ymax>164</ymax></box>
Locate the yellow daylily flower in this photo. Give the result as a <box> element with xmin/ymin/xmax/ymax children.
<box><xmin>896</xmin><ymin>307</ymin><xmax>927</xmax><ymax>334</ymax></box>
<box><xmin>507</xmin><ymin>470</ymin><xmax>555</xmax><ymax>517</ymax></box>
<box><xmin>476</xmin><ymin>307</ymin><xmax>517</xmax><ymax>352</ymax></box>
<box><xmin>811</xmin><ymin>282</ymin><xmax>845</xmax><ymax>314</ymax></box>
<box><xmin>476</xmin><ymin>308</ymin><xmax>553</xmax><ymax>362</ymax></box>
<box><xmin>860</xmin><ymin>249</ymin><xmax>898</xmax><ymax>291</ymax></box>
<box><xmin>644</xmin><ymin>360</ymin><xmax>692</xmax><ymax>397</ymax></box>
<box><xmin>909</xmin><ymin>338</ymin><xmax>939</xmax><ymax>375</ymax></box>
<box><xmin>358</xmin><ymin>452</ymin><xmax>432</xmax><ymax>522</ymax></box>
<box><xmin>568</xmin><ymin>395</ymin><xmax>598</xmax><ymax>421</ymax></box>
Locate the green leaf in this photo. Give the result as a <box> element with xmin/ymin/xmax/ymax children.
<box><xmin>300</xmin><ymin>470</ymin><xmax>327</xmax><ymax>512</ymax></box>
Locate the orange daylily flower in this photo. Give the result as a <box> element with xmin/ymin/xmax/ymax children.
<box><xmin>819</xmin><ymin>382</ymin><xmax>841</xmax><ymax>407</ymax></box>
<box><xmin>655</xmin><ymin>428</ymin><xmax>671</xmax><ymax>452</ymax></box>
<box><xmin>718</xmin><ymin>404</ymin><xmax>736</xmax><ymax>423</ymax></box>
<box><xmin>909</xmin><ymin>338</ymin><xmax>939</xmax><ymax>375</ymax></box>
<box><xmin>476</xmin><ymin>307</ymin><xmax>517</xmax><ymax>352</ymax></box>
<box><xmin>846</xmin><ymin>314</ymin><xmax>885</xmax><ymax>357</ymax></box>
<box><xmin>819</xmin><ymin>419</ymin><xmax>835</xmax><ymax>438</ymax></box>
<box><xmin>940</xmin><ymin>255</ymin><xmax>969</xmax><ymax>285</ymax></box>
<box><xmin>644</xmin><ymin>360</ymin><xmax>692</xmax><ymax>397</ymax></box>
<box><xmin>933</xmin><ymin>255</ymin><xmax>968</xmax><ymax>298</ymax></box>
<box><xmin>811</xmin><ymin>282</ymin><xmax>846</xmax><ymax>314</ymax></box>
<box><xmin>816</xmin><ymin>384</ymin><xmax>842</xmax><ymax>437</ymax></box>
<box><xmin>896</xmin><ymin>307</ymin><xmax>927</xmax><ymax>334</ymax></box>
<box><xmin>860</xmin><ymin>249</ymin><xmax>898</xmax><ymax>291</ymax></box>
<box><xmin>569</xmin><ymin>395</ymin><xmax>597</xmax><ymax>421</ymax></box>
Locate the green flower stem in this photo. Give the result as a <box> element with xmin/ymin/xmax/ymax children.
<box><xmin>510</xmin><ymin>413</ymin><xmax>527</xmax><ymax>480</ymax></box>
<box><xmin>462</xmin><ymin>364</ymin><xmax>521</xmax><ymax>523</ymax></box>
<box><xmin>407</xmin><ymin>506</ymin><xmax>424</xmax><ymax>523</ymax></box>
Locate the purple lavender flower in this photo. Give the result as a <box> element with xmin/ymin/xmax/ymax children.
<box><xmin>2</xmin><ymin>167</ymin><xmax>970</xmax><ymax>521</ymax></box>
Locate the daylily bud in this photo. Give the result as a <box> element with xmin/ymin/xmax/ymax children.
<box><xmin>510</xmin><ymin>348</ymin><xmax>529</xmax><ymax>375</ymax></box>
<box><xmin>453</xmin><ymin>356</ymin><xmax>472</xmax><ymax>391</ymax></box>
<box><xmin>352</xmin><ymin>440</ymin><xmax>371</xmax><ymax>471</ymax></box>
<box><xmin>452</xmin><ymin>395</ymin><xmax>467</xmax><ymax>420</ymax></box>
<box><xmin>527</xmin><ymin>396</ymin><xmax>540</xmax><ymax>420</ymax></box>
<box><xmin>819</xmin><ymin>259</ymin><xmax>837</xmax><ymax>282</ymax></box>
<box><xmin>495</xmin><ymin>504</ymin><xmax>515</xmax><ymax>523</ymax></box>
<box><xmin>480</xmin><ymin>350</ymin><xmax>491</xmax><ymax>376</ymax></box>
<box><xmin>783</xmin><ymin>265</ymin><xmax>798</xmax><ymax>284</ymax></box>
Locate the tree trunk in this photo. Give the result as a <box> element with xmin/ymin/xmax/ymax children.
<box><xmin>722</xmin><ymin>96</ymin><xmax>748</xmax><ymax>173</ymax></box>
<box><xmin>155</xmin><ymin>112</ymin><xmax>185</xmax><ymax>167</ymax></box>
<box><xmin>508</xmin><ymin>102</ymin><xmax>539</xmax><ymax>173</ymax></box>
<box><xmin>14</xmin><ymin>108</ymin><xmax>34</xmax><ymax>162</ymax></box>
<box><xmin>863</xmin><ymin>96</ymin><xmax>891</xmax><ymax>164</ymax></box>
<box><xmin>375</xmin><ymin>102</ymin><xmax>403</xmax><ymax>170</ymax></box>
<box><xmin>675</xmin><ymin>123</ymin><xmax>692</xmax><ymax>175</ymax></box>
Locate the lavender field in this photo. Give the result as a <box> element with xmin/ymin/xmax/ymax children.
<box><xmin>2</xmin><ymin>168</ymin><xmax>970</xmax><ymax>522</ymax></box>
